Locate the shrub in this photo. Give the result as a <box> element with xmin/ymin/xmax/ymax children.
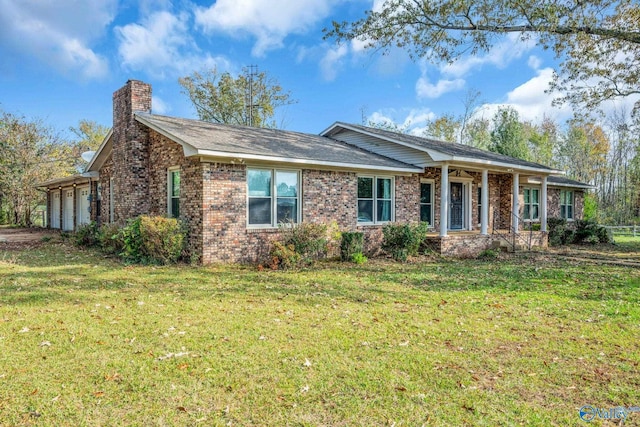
<box><xmin>351</xmin><ymin>252</ymin><xmax>368</xmax><ymax>264</ymax></box>
<box><xmin>477</xmin><ymin>248</ymin><xmax>500</xmax><ymax>260</ymax></box>
<box><xmin>138</xmin><ymin>216</ymin><xmax>186</xmax><ymax>264</ymax></box>
<box><xmin>573</xmin><ymin>219</ymin><xmax>612</xmax><ymax>245</ymax></box>
<box><xmin>119</xmin><ymin>217</ymin><xmax>145</xmax><ymax>263</ymax></box>
<box><xmin>340</xmin><ymin>231</ymin><xmax>364</xmax><ymax>261</ymax></box>
<box><xmin>268</xmin><ymin>241</ymin><xmax>300</xmax><ymax>270</ymax></box>
<box><xmin>102</xmin><ymin>216</ymin><xmax>187</xmax><ymax>264</ymax></box>
<box><xmin>280</xmin><ymin>221</ymin><xmax>328</xmax><ymax>262</ymax></box>
<box><xmin>547</xmin><ymin>217</ymin><xmax>570</xmax><ymax>246</ymax></box>
<box><xmin>382</xmin><ymin>222</ymin><xmax>429</xmax><ymax>262</ymax></box>
<box><xmin>98</xmin><ymin>223</ymin><xmax>124</xmax><ymax>255</ymax></box>
<box><xmin>74</xmin><ymin>221</ymin><xmax>100</xmax><ymax>247</ymax></box>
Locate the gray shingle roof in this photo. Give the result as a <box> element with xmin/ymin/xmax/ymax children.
<box><xmin>135</xmin><ymin>113</ymin><xmax>421</xmax><ymax>172</ymax></box>
<box><xmin>330</xmin><ymin>122</ymin><xmax>560</xmax><ymax>172</ymax></box>
<box><xmin>547</xmin><ymin>175</ymin><xmax>593</xmax><ymax>189</ymax></box>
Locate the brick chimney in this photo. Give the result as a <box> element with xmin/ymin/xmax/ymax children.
<box><xmin>111</xmin><ymin>80</ymin><xmax>152</xmax><ymax>221</ymax></box>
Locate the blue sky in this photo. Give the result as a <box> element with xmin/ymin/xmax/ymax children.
<box><xmin>0</xmin><ymin>0</ymin><xmax>603</xmax><ymax>141</ymax></box>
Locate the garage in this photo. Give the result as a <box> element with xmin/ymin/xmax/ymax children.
<box><xmin>50</xmin><ymin>191</ymin><xmax>60</xmax><ymax>229</ymax></box>
<box><xmin>62</xmin><ymin>188</ymin><xmax>74</xmax><ymax>231</ymax></box>
<box><xmin>76</xmin><ymin>185</ymin><xmax>91</xmax><ymax>227</ymax></box>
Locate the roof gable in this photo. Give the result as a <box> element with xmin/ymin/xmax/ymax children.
<box><xmin>322</xmin><ymin>122</ymin><xmax>564</xmax><ymax>174</ymax></box>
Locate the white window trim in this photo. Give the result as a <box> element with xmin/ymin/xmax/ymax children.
<box><xmin>523</xmin><ymin>186</ymin><xmax>541</xmax><ymax>222</ymax></box>
<box><xmin>357</xmin><ymin>175</ymin><xmax>395</xmax><ymax>225</ymax></box>
<box><xmin>560</xmin><ymin>190</ymin><xmax>574</xmax><ymax>221</ymax></box>
<box><xmin>167</xmin><ymin>166</ymin><xmax>180</xmax><ymax>218</ymax></box>
<box><xmin>247</xmin><ymin>168</ymin><xmax>301</xmax><ymax>228</ymax></box>
<box><xmin>420</xmin><ymin>178</ymin><xmax>435</xmax><ymax>228</ymax></box>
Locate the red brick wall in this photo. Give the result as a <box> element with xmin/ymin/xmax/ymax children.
<box><xmin>99</xmin><ymin>156</ymin><xmax>114</xmax><ymax>223</ymax></box>
<box><xmin>111</xmin><ymin>80</ymin><xmax>152</xmax><ymax>222</ymax></box>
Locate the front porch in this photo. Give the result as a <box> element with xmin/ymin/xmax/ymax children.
<box><xmin>424</xmin><ymin>229</ymin><xmax>549</xmax><ymax>257</ymax></box>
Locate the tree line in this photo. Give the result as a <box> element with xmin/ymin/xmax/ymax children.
<box><xmin>0</xmin><ymin>114</ymin><xmax>108</xmax><ymax>226</ymax></box>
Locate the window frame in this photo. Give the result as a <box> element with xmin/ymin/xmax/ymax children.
<box><xmin>247</xmin><ymin>167</ymin><xmax>301</xmax><ymax>228</ymax></box>
<box><xmin>560</xmin><ymin>190</ymin><xmax>574</xmax><ymax>220</ymax></box>
<box><xmin>522</xmin><ymin>187</ymin><xmax>540</xmax><ymax>222</ymax></box>
<box><xmin>357</xmin><ymin>175</ymin><xmax>395</xmax><ymax>225</ymax></box>
<box><xmin>167</xmin><ymin>167</ymin><xmax>181</xmax><ymax>219</ymax></box>
<box><xmin>420</xmin><ymin>179</ymin><xmax>434</xmax><ymax>228</ymax></box>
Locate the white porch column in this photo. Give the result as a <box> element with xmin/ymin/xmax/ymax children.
<box><xmin>440</xmin><ymin>164</ymin><xmax>449</xmax><ymax>237</ymax></box>
<box><xmin>540</xmin><ymin>175</ymin><xmax>548</xmax><ymax>232</ymax></box>
<box><xmin>512</xmin><ymin>172</ymin><xmax>519</xmax><ymax>233</ymax></box>
<box><xmin>481</xmin><ymin>169</ymin><xmax>489</xmax><ymax>235</ymax></box>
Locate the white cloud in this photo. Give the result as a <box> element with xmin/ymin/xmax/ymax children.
<box><xmin>480</xmin><ymin>68</ymin><xmax>573</xmax><ymax>123</ymax></box>
<box><xmin>194</xmin><ymin>0</ymin><xmax>339</xmax><ymax>56</ymax></box>
<box><xmin>368</xmin><ymin>108</ymin><xmax>436</xmax><ymax>135</ymax></box>
<box><xmin>115</xmin><ymin>11</ymin><xmax>230</xmax><ymax>79</ymax></box>
<box><xmin>152</xmin><ymin>96</ymin><xmax>170</xmax><ymax>115</ymax></box>
<box><xmin>413</xmin><ymin>35</ymin><xmax>536</xmax><ymax>100</ymax></box>
<box><xmin>440</xmin><ymin>33</ymin><xmax>537</xmax><ymax>78</ymax></box>
<box><xmin>416</xmin><ymin>76</ymin><xmax>465</xmax><ymax>99</ymax></box>
<box><xmin>320</xmin><ymin>45</ymin><xmax>349</xmax><ymax>81</ymax></box>
<box><xmin>527</xmin><ymin>55</ymin><xmax>542</xmax><ymax>70</ymax></box>
<box><xmin>0</xmin><ymin>0</ymin><xmax>115</xmax><ymax>79</ymax></box>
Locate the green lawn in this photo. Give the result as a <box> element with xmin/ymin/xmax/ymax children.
<box><xmin>1</xmin><ymin>239</ymin><xmax>639</xmax><ymax>426</ymax></box>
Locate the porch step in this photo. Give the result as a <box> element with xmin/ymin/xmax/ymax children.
<box><xmin>491</xmin><ymin>239</ymin><xmax>524</xmax><ymax>252</ymax></box>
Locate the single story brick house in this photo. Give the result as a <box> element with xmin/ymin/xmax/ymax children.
<box><xmin>39</xmin><ymin>80</ymin><xmax>591</xmax><ymax>262</ymax></box>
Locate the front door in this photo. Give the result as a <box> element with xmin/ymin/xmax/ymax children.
<box><xmin>450</xmin><ymin>182</ymin><xmax>464</xmax><ymax>230</ymax></box>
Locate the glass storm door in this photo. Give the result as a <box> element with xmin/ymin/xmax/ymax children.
<box><xmin>450</xmin><ymin>182</ymin><xmax>464</xmax><ymax>230</ymax></box>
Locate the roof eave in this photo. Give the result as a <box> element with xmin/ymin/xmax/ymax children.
<box><xmin>86</xmin><ymin>129</ymin><xmax>113</xmax><ymax>172</ymax></box>
<box><xmin>448</xmin><ymin>156</ymin><xmax>564</xmax><ymax>175</ymax></box>
<box><xmin>529</xmin><ymin>178</ymin><xmax>594</xmax><ymax>190</ymax></box>
<box><xmin>36</xmin><ymin>172</ymin><xmax>99</xmax><ymax>189</ymax></box>
<box><xmin>195</xmin><ymin>149</ymin><xmax>423</xmax><ymax>173</ymax></box>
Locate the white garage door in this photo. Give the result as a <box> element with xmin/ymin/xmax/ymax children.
<box><xmin>51</xmin><ymin>191</ymin><xmax>61</xmax><ymax>229</ymax></box>
<box><xmin>76</xmin><ymin>186</ymin><xmax>91</xmax><ymax>227</ymax></box>
<box><xmin>62</xmin><ymin>189</ymin><xmax>74</xmax><ymax>231</ymax></box>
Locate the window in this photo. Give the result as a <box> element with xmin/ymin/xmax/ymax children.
<box><xmin>357</xmin><ymin>176</ymin><xmax>394</xmax><ymax>224</ymax></box>
<box><xmin>168</xmin><ymin>168</ymin><xmax>180</xmax><ymax>218</ymax></box>
<box><xmin>248</xmin><ymin>168</ymin><xmax>299</xmax><ymax>227</ymax></box>
<box><xmin>420</xmin><ymin>181</ymin><xmax>433</xmax><ymax>226</ymax></box>
<box><xmin>523</xmin><ymin>188</ymin><xmax>540</xmax><ymax>221</ymax></box>
<box><xmin>560</xmin><ymin>190</ymin><xmax>574</xmax><ymax>220</ymax></box>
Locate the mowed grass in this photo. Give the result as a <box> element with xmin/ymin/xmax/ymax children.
<box><xmin>0</xmin><ymin>240</ymin><xmax>639</xmax><ymax>426</ymax></box>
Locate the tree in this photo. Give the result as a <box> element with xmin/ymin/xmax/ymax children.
<box><xmin>557</xmin><ymin>120</ymin><xmax>610</xmax><ymax>184</ymax></box>
<box><xmin>326</xmin><ymin>0</ymin><xmax>640</xmax><ymax>114</ymax></box>
<box><xmin>0</xmin><ymin>111</ymin><xmax>73</xmax><ymax>226</ymax></box>
<box><xmin>490</xmin><ymin>107</ymin><xmax>529</xmax><ymax>160</ymax></box>
<box><xmin>179</xmin><ymin>68</ymin><xmax>296</xmax><ymax>128</ymax></box>
<box><xmin>464</xmin><ymin>117</ymin><xmax>492</xmax><ymax>150</ymax></box>
<box><xmin>69</xmin><ymin>120</ymin><xmax>109</xmax><ymax>172</ymax></box>
<box><xmin>425</xmin><ymin>114</ymin><xmax>460</xmax><ymax>142</ymax></box>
